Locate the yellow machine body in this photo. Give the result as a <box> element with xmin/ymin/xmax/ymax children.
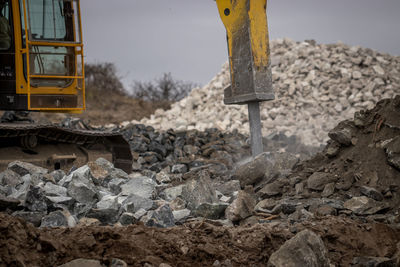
<box><xmin>216</xmin><ymin>0</ymin><xmax>274</xmax><ymax>105</ymax></box>
<box><xmin>0</xmin><ymin>0</ymin><xmax>85</xmax><ymax>113</ymax></box>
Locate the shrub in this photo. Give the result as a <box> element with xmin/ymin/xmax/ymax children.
<box><xmin>131</xmin><ymin>73</ymin><xmax>197</xmax><ymax>102</ymax></box>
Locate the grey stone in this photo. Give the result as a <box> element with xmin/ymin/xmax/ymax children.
<box><xmin>12</xmin><ymin>211</ymin><xmax>46</xmax><ymax>227</ymax></box>
<box><xmin>86</xmin><ymin>207</ymin><xmax>119</xmax><ymax>224</ymax></box>
<box><xmin>181</xmin><ymin>171</ymin><xmax>218</xmax><ymax>210</ymax></box>
<box><xmin>267</xmin><ymin>230</ymin><xmax>330</xmax><ymax>267</ymax></box>
<box><xmin>0</xmin><ymin>169</ymin><xmax>22</xmax><ymax>187</ymax></box>
<box><xmin>8</xmin><ymin>174</ymin><xmax>32</xmax><ymax>201</ymax></box>
<box><xmin>96</xmin><ymin>195</ymin><xmax>120</xmax><ymax>210</ymax></box>
<box><xmin>169</xmin><ymin>197</ymin><xmax>187</xmax><ymax>210</ymax></box>
<box><xmin>121</xmin><ymin>194</ymin><xmax>154</xmax><ymax>213</ymax></box>
<box><xmin>57</xmin><ymin>259</ymin><xmax>103</xmax><ymax>267</ymax></box>
<box><xmin>43</xmin><ymin>182</ymin><xmax>67</xmax><ymax>197</ymax></box>
<box><xmin>119</xmin><ymin>212</ymin><xmax>136</xmax><ymax>225</ymax></box>
<box><xmin>233</xmin><ymin>153</ymin><xmax>273</xmax><ymax>187</ymax></box>
<box><xmin>156</xmin><ymin>171</ymin><xmax>171</xmax><ymax>184</ymax></box>
<box><xmin>360</xmin><ymin>186</ymin><xmax>384</xmax><ymax>201</ymax></box>
<box><xmin>110</xmin><ymin>259</ymin><xmax>128</xmax><ymax>267</ymax></box>
<box><xmin>40</xmin><ymin>210</ymin><xmax>69</xmax><ymax>228</ymax></box>
<box><xmin>45</xmin><ymin>196</ymin><xmax>74</xmax><ymax>206</ymax></box>
<box><xmin>49</xmin><ymin>170</ymin><xmax>66</xmax><ymax>183</ymax></box>
<box><xmin>173</xmin><ymin>209</ymin><xmax>191</xmax><ymax>222</ymax></box>
<box><xmin>307</xmin><ymin>172</ymin><xmax>338</xmax><ymax>191</ymax></box>
<box><xmin>108</xmin><ymin>178</ymin><xmax>125</xmax><ymax>194</ymax></box>
<box><xmin>265</xmin><ymin>152</ymin><xmax>299</xmax><ymax>182</ymax></box>
<box><xmin>295</xmin><ymin>182</ymin><xmax>304</xmax><ymax>195</ymax></box>
<box><xmin>193</xmin><ymin>203</ymin><xmax>229</xmax><ymax>220</ymax></box>
<box><xmin>352</xmin><ymin>256</ymin><xmax>396</xmax><ymax>267</ymax></box>
<box><xmin>58</xmin><ymin>165</ymin><xmax>94</xmax><ymax>188</ymax></box>
<box><xmin>162</xmin><ymin>185</ymin><xmax>183</xmax><ymax>201</ymax></box>
<box><xmin>120</xmin><ymin>176</ymin><xmax>156</xmax><ymax>199</ymax></box>
<box><xmin>8</xmin><ymin>161</ymin><xmax>48</xmax><ymax>176</ymax></box>
<box><xmin>133</xmin><ymin>208</ymin><xmax>147</xmax><ymax>221</ymax></box>
<box><xmin>95</xmin><ymin>157</ymin><xmax>114</xmax><ymax>171</ymax></box>
<box><xmin>73</xmin><ymin>202</ymin><xmax>94</xmax><ymax>219</ymax></box>
<box><xmin>384</xmin><ymin>136</ymin><xmax>400</xmax><ymax>170</ymax></box>
<box><xmin>183</xmin><ymin>145</ymin><xmax>200</xmax><ymax>155</ymax></box>
<box><xmin>68</xmin><ymin>181</ymin><xmax>97</xmax><ymax>204</ymax></box>
<box><xmin>171</xmin><ymin>164</ymin><xmax>188</xmax><ymax>174</ymax></box>
<box><xmin>142</xmin><ymin>204</ymin><xmax>175</xmax><ymax>228</ymax></box>
<box><xmin>321</xmin><ymin>183</ymin><xmax>335</xmax><ymax>197</ymax></box>
<box><xmin>25</xmin><ymin>186</ymin><xmax>47</xmax><ymax>212</ymax></box>
<box><xmin>316</xmin><ymin>205</ymin><xmax>337</xmax><ymax>216</ymax></box>
<box><xmin>225</xmin><ymin>189</ymin><xmax>256</xmax><ymax>222</ymax></box>
<box><xmin>288</xmin><ymin>208</ymin><xmax>314</xmax><ymax>222</ymax></box>
<box><xmin>344</xmin><ymin>196</ymin><xmax>389</xmax><ymax>215</ymax></box>
<box><xmin>325</xmin><ymin>142</ymin><xmax>340</xmax><ymax>158</ymax></box>
<box><xmin>328</xmin><ymin>128</ymin><xmax>352</xmax><ymax>146</ymax></box>
<box><xmin>0</xmin><ymin>195</ymin><xmax>20</xmax><ymax>211</ymax></box>
<box><xmin>214</xmin><ymin>180</ymin><xmax>241</xmax><ymax>196</ymax></box>
<box><xmin>258</xmin><ymin>179</ymin><xmax>288</xmax><ymax>198</ymax></box>
<box><xmin>254</xmin><ymin>198</ymin><xmax>277</xmax><ymax>212</ymax></box>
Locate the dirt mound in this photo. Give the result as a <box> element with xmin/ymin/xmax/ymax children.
<box><xmin>282</xmin><ymin>96</ymin><xmax>400</xmax><ymax>216</ymax></box>
<box><xmin>1</xmin><ymin>213</ymin><xmax>399</xmax><ymax>266</ymax></box>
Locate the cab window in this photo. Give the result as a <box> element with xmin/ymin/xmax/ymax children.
<box><xmin>0</xmin><ymin>0</ymin><xmax>12</xmax><ymax>51</ymax></box>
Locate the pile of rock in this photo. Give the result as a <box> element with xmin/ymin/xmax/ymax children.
<box><xmin>231</xmin><ymin>96</ymin><xmax>400</xmax><ymax>225</ymax></box>
<box><xmin>136</xmin><ymin>39</ymin><xmax>400</xmax><ymax>147</ymax></box>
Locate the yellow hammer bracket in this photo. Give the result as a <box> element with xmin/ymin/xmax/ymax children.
<box><xmin>216</xmin><ymin>0</ymin><xmax>274</xmax><ymax>105</ymax></box>
<box><xmin>216</xmin><ymin>0</ymin><xmax>274</xmax><ymax>157</ymax></box>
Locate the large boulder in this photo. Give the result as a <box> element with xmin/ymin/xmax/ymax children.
<box><xmin>307</xmin><ymin>172</ymin><xmax>338</xmax><ymax>191</ymax></box>
<box><xmin>385</xmin><ymin>136</ymin><xmax>400</xmax><ymax>170</ymax></box>
<box><xmin>225</xmin><ymin>189</ymin><xmax>256</xmax><ymax>223</ymax></box>
<box><xmin>344</xmin><ymin>196</ymin><xmax>389</xmax><ymax>215</ymax></box>
<box><xmin>120</xmin><ymin>194</ymin><xmax>154</xmax><ymax>213</ymax></box>
<box><xmin>181</xmin><ymin>171</ymin><xmax>218</xmax><ymax>210</ymax></box>
<box><xmin>43</xmin><ymin>182</ymin><xmax>67</xmax><ymax>197</ymax></box>
<box><xmin>233</xmin><ymin>153</ymin><xmax>272</xmax><ymax>187</ymax></box>
<box><xmin>267</xmin><ymin>230</ymin><xmax>330</xmax><ymax>267</ymax></box>
<box><xmin>41</xmin><ymin>210</ymin><xmax>76</xmax><ymax>228</ymax></box>
<box><xmin>193</xmin><ymin>203</ymin><xmax>228</xmax><ymax>220</ymax></box>
<box><xmin>67</xmin><ymin>181</ymin><xmax>97</xmax><ymax>204</ymax></box>
<box><xmin>120</xmin><ymin>176</ymin><xmax>156</xmax><ymax>199</ymax></box>
<box><xmin>8</xmin><ymin>161</ymin><xmax>48</xmax><ymax>176</ymax></box>
<box><xmin>142</xmin><ymin>204</ymin><xmax>175</xmax><ymax>228</ymax></box>
<box><xmin>24</xmin><ymin>186</ymin><xmax>47</xmax><ymax>212</ymax></box>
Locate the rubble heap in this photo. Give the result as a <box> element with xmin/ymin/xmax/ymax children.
<box><xmin>1</xmin><ymin>97</ymin><xmax>400</xmax><ymax>266</ymax></box>
<box><xmin>137</xmin><ymin>39</ymin><xmax>400</xmax><ymax>147</ymax></box>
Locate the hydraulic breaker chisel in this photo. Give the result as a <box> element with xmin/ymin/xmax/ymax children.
<box><xmin>216</xmin><ymin>0</ymin><xmax>274</xmax><ymax>157</ymax></box>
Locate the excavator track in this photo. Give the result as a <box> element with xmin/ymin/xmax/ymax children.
<box><xmin>0</xmin><ymin>123</ymin><xmax>133</xmax><ymax>173</ymax></box>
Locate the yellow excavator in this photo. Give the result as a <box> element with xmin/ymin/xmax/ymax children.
<box><xmin>0</xmin><ymin>0</ymin><xmax>132</xmax><ymax>172</ymax></box>
<box><xmin>0</xmin><ymin>0</ymin><xmax>273</xmax><ymax>172</ymax></box>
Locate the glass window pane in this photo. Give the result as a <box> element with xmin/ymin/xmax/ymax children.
<box><xmin>29</xmin><ymin>45</ymin><xmax>75</xmax><ymax>87</ymax></box>
<box><xmin>0</xmin><ymin>0</ymin><xmax>12</xmax><ymax>50</ymax></box>
<box><xmin>24</xmin><ymin>0</ymin><xmax>79</xmax><ymax>42</ymax></box>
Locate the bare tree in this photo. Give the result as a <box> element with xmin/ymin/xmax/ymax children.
<box><xmin>131</xmin><ymin>73</ymin><xmax>197</xmax><ymax>102</ymax></box>
<box><xmin>85</xmin><ymin>62</ymin><xmax>125</xmax><ymax>95</ymax></box>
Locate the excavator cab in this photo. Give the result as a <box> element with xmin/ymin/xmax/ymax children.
<box><xmin>0</xmin><ymin>0</ymin><xmax>84</xmax><ymax>113</ymax></box>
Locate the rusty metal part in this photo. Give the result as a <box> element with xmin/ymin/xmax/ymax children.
<box><xmin>0</xmin><ymin>123</ymin><xmax>132</xmax><ymax>173</ymax></box>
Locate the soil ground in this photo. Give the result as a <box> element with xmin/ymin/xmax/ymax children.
<box><xmin>1</xmin><ymin>90</ymin><xmax>170</xmax><ymax>126</ymax></box>
<box><xmin>0</xmin><ymin>213</ymin><xmax>399</xmax><ymax>267</ymax></box>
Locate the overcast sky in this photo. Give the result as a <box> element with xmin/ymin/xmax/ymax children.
<box><xmin>80</xmin><ymin>0</ymin><xmax>400</xmax><ymax>88</ymax></box>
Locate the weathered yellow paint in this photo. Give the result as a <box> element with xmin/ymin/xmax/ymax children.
<box><xmin>216</xmin><ymin>0</ymin><xmax>270</xmax><ymax>68</ymax></box>
<box><xmin>249</xmin><ymin>0</ymin><xmax>269</xmax><ymax>67</ymax></box>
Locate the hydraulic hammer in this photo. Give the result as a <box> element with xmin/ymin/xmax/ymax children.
<box><xmin>216</xmin><ymin>0</ymin><xmax>274</xmax><ymax>157</ymax></box>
